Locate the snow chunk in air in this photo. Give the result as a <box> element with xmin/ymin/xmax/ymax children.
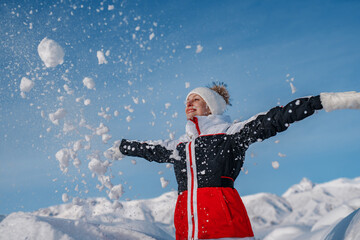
<box><xmin>160</xmin><ymin>177</ymin><xmax>169</xmax><ymax>188</ymax></box>
<box><xmin>272</xmin><ymin>161</ymin><xmax>280</xmax><ymax>169</ymax></box>
<box><xmin>55</xmin><ymin>148</ymin><xmax>70</xmax><ymax>173</ymax></box>
<box><xmin>88</xmin><ymin>158</ymin><xmax>108</xmax><ymax>176</ymax></box>
<box><xmin>97</xmin><ymin>50</ymin><xmax>108</xmax><ymax>64</ymax></box>
<box><xmin>49</xmin><ymin>108</ymin><xmax>67</xmax><ymax>125</ymax></box>
<box><xmin>108</xmin><ymin>184</ymin><xmax>123</xmax><ymax>200</ymax></box>
<box><xmin>196</xmin><ymin>44</ymin><xmax>203</xmax><ymax>54</ymax></box>
<box><xmin>83</xmin><ymin>77</ymin><xmax>95</xmax><ymax>90</ymax></box>
<box><xmin>20</xmin><ymin>77</ymin><xmax>35</xmax><ymax>92</ymax></box>
<box><xmin>37</xmin><ymin>37</ymin><xmax>64</xmax><ymax>68</ymax></box>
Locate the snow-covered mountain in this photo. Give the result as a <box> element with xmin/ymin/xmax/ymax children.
<box><xmin>1</xmin><ymin>177</ymin><xmax>360</xmax><ymax>240</ymax></box>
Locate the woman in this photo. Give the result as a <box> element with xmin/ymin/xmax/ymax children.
<box><xmin>119</xmin><ymin>83</ymin><xmax>360</xmax><ymax>240</ymax></box>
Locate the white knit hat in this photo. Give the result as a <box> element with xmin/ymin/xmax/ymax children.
<box><xmin>186</xmin><ymin>87</ymin><xmax>227</xmax><ymax>115</ymax></box>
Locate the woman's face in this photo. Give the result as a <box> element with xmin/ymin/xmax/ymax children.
<box><xmin>185</xmin><ymin>93</ymin><xmax>211</xmax><ymax>120</ymax></box>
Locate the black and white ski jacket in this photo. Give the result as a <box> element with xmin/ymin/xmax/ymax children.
<box><xmin>120</xmin><ymin>95</ymin><xmax>323</xmax><ymax>239</ymax></box>
<box><xmin>119</xmin><ymin>95</ymin><xmax>323</xmax><ymax>193</ymax></box>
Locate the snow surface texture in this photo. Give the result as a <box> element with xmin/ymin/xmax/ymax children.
<box><xmin>1</xmin><ymin>177</ymin><xmax>360</xmax><ymax>240</ymax></box>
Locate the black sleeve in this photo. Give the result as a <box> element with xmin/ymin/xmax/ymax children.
<box><xmin>119</xmin><ymin>139</ymin><xmax>175</xmax><ymax>164</ymax></box>
<box><xmin>234</xmin><ymin>95</ymin><xmax>323</xmax><ymax>146</ymax></box>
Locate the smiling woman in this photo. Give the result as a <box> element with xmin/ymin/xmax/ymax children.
<box><xmin>118</xmin><ymin>82</ymin><xmax>360</xmax><ymax>239</ymax></box>
<box><xmin>185</xmin><ymin>84</ymin><xmax>229</xmax><ymax>120</ymax></box>
<box><xmin>185</xmin><ymin>94</ymin><xmax>210</xmax><ymax>120</ymax></box>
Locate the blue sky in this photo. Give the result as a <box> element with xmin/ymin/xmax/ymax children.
<box><xmin>1</xmin><ymin>0</ymin><xmax>360</xmax><ymax>215</ymax></box>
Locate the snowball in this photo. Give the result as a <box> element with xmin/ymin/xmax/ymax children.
<box><xmin>83</xmin><ymin>77</ymin><xmax>95</xmax><ymax>90</ymax></box>
<box><xmin>20</xmin><ymin>77</ymin><xmax>34</xmax><ymax>92</ymax></box>
<box><xmin>49</xmin><ymin>108</ymin><xmax>67</xmax><ymax>125</ymax></box>
<box><xmin>37</xmin><ymin>37</ymin><xmax>64</xmax><ymax>68</ymax></box>
<box><xmin>131</xmin><ymin>159</ymin><xmax>137</xmax><ymax>165</ymax></box>
<box><xmin>185</xmin><ymin>82</ymin><xmax>190</xmax><ymax>88</ymax></box>
<box><xmin>97</xmin><ymin>50</ymin><xmax>108</xmax><ymax>64</ymax></box>
<box><xmin>278</xmin><ymin>152</ymin><xmax>286</xmax><ymax>158</ymax></box>
<box><xmin>108</xmin><ymin>5</ymin><xmax>114</xmax><ymax>10</ymax></box>
<box><xmin>160</xmin><ymin>177</ymin><xmax>169</xmax><ymax>188</ymax></box>
<box><xmin>165</xmin><ymin>103</ymin><xmax>171</xmax><ymax>109</ymax></box>
<box><xmin>196</xmin><ymin>44</ymin><xmax>203</xmax><ymax>54</ymax></box>
<box><xmin>272</xmin><ymin>161</ymin><xmax>280</xmax><ymax>169</ymax></box>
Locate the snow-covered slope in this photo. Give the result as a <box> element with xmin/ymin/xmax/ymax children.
<box><xmin>248</xmin><ymin>177</ymin><xmax>360</xmax><ymax>239</ymax></box>
<box><xmin>1</xmin><ymin>177</ymin><xmax>360</xmax><ymax>240</ymax></box>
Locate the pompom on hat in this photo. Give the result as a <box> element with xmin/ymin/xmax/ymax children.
<box><xmin>186</xmin><ymin>87</ymin><xmax>227</xmax><ymax>115</ymax></box>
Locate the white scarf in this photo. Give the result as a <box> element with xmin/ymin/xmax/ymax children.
<box><xmin>185</xmin><ymin>115</ymin><xmax>232</xmax><ymax>140</ymax></box>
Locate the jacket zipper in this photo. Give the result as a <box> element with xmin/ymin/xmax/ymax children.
<box><xmin>188</xmin><ymin>117</ymin><xmax>200</xmax><ymax>239</ymax></box>
<box><xmin>189</xmin><ymin>141</ymin><xmax>195</xmax><ymax>239</ymax></box>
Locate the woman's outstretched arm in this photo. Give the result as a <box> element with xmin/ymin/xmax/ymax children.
<box><xmin>230</xmin><ymin>91</ymin><xmax>360</xmax><ymax>146</ymax></box>
<box><xmin>119</xmin><ymin>138</ymin><xmax>179</xmax><ymax>164</ymax></box>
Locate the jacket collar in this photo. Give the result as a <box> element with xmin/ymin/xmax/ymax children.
<box><xmin>185</xmin><ymin>115</ymin><xmax>231</xmax><ymax>140</ymax></box>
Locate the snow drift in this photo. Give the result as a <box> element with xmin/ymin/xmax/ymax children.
<box><xmin>1</xmin><ymin>177</ymin><xmax>360</xmax><ymax>240</ymax></box>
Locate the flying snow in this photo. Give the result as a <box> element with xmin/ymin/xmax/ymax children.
<box><xmin>61</xmin><ymin>193</ymin><xmax>69</xmax><ymax>203</ymax></box>
<box><xmin>160</xmin><ymin>177</ymin><xmax>169</xmax><ymax>188</ymax></box>
<box><xmin>37</xmin><ymin>37</ymin><xmax>65</xmax><ymax>68</ymax></box>
<box><xmin>55</xmin><ymin>148</ymin><xmax>70</xmax><ymax>173</ymax></box>
<box><xmin>290</xmin><ymin>82</ymin><xmax>296</xmax><ymax>94</ymax></box>
<box><xmin>49</xmin><ymin>108</ymin><xmax>67</xmax><ymax>125</ymax></box>
<box><xmin>196</xmin><ymin>44</ymin><xmax>203</xmax><ymax>54</ymax></box>
<box><xmin>83</xmin><ymin>77</ymin><xmax>95</xmax><ymax>90</ymax></box>
<box><xmin>97</xmin><ymin>50</ymin><xmax>108</xmax><ymax>64</ymax></box>
<box><xmin>165</xmin><ymin>103</ymin><xmax>171</xmax><ymax>109</ymax></box>
<box><xmin>20</xmin><ymin>77</ymin><xmax>34</xmax><ymax>92</ymax></box>
<box><xmin>88</xmin><ymin>158</ymin><xmax>109</xmax><ymax>176</ymax></box>
<box><xmin>149</xmin><ymin>32</ymin><xmax>155</xmax><ymax>40</ymax></box>
<box><xmin>272</xmin><ymin>161</ymin><xmax>280</xmax><ymax>169</ymax></box>
<box><xmin>108</xmin><ymin>184</ymin><xmax>124</xmax><ymax>200</ymax></box>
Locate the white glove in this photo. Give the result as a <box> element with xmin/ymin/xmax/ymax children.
<box><xmin>320</xmin><ymin>91</ymin><xmax>360</xmax><ymax>112</ymax></box>
<box><xmin>104</xmin><ymin>140</ymin><xmax>124</xmax><ymax>160</ymax></box>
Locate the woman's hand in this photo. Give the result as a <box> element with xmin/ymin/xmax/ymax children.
<box><xmin>320</xmin><ymin>91</ymin><xmax>360</xmax><ymax>112</ymax></box>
